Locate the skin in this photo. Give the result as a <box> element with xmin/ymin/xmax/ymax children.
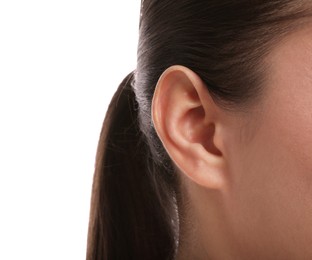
<box><xmin>152</xmin><ymin>24</ymin><xmax>312</xmax><ymax>259</ymax></box>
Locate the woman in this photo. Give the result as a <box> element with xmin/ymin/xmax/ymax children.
<box><xmin>87</xmin><ymin>1</ymin><xmax>312</xmax><ymax>259</ymax></box>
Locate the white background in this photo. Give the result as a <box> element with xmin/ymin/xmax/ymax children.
<box><xmin>0</xmin><ymin>1</ymin><xmax>140</xmax><ymax>259</ymax></box>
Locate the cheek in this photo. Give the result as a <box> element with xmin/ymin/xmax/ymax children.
<box><xmin>226</xmin><ymin>92</ymin><xmax>312</xmax><ymax>258</ymax></box>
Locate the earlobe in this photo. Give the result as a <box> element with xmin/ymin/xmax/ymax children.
<box><xmin>151</xmin><ymin>65</ymin><xmax>228</xmax><ymax>190</ymax></box>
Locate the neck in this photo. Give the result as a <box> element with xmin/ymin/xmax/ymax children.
<box><xmin>174</xmin><ymin>175</ymin><xmax>236</xmax><ymax>260</ymax></box>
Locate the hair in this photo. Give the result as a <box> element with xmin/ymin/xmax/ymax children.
<box><xmin>87</xmin><ymin>1</ymin><xmax>311</xmax><ymax>259</ymax></box>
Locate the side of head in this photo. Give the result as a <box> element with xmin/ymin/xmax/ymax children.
<box><xmin>136</xmin><ymin>1</ymin><xmax>312</xmax><ymax>259</ymax></box>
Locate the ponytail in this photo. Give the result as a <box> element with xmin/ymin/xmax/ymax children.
<box><xmin>86</xmin><ymin>72</ymin><xmax>178</xmax><ymax>260</ymax></box>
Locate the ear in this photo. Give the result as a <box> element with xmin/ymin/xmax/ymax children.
<box><xmin>152</xmin><ymin>65</ymin><xmax>228</xmax><ymax>190</ymax></box>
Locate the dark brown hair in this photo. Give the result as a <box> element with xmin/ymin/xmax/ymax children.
<box><xmin>87</xmin><ymin>1</ymin><xmax>311</xmax><ymax>259</ymax></box>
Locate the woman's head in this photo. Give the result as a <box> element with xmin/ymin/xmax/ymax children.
<box><xmin>87</xmin><ymin>1</ymin><xmax>312</xmax><ymax>259</ymax></box>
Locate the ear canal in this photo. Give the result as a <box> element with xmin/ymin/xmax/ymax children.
<box><xmin>202</xmin><ymin>123</ymin><xmax>223</xmax><ymax>157</ymax></box>
<box><xmin>181</xmin><ymin>104</ymin><xmax>222</xmax><ymax>157</ymax></box>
